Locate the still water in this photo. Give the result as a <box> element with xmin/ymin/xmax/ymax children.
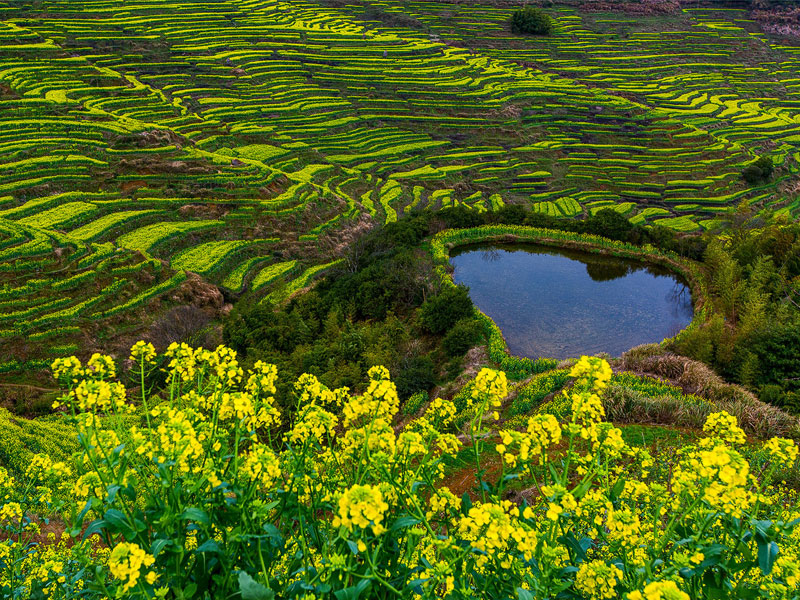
<box><xmin>450</xmin><ymin>244</ymin><xmax>693</xmax><ymax>359</ymax></box>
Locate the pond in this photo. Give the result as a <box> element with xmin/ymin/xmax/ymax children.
<box><xmin>450</xmin><ymin>244</ymin><xmax>694</xmax><ymax>359</ymax></box>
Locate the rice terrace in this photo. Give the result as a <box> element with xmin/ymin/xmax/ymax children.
<box><xmin>2</xmin><ymin>0</ymin><xmax>800</xmax><ymax>598</ymax></box>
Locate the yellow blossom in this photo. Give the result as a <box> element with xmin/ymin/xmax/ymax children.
<box><xmin>332</xmin><ymin>484</ymin><xmax>389</xmax><ymax>536</ymax></box>
<box><xmin>574</xmin><ymin>560</ymin><xmax>622</xmax><ymax>600</ymax></box>
<box><xmin>108</xmin><ymin>542</ymin><xmax>155</xmax><ymax>593</ymax></box>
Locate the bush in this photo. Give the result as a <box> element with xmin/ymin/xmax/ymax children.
<box><xmin>442</xmin><ymin>318</ymin><xmax>484</xmax><ymax>357</ymax></box>
<box><xmin>747</xmin><ymin>325</ymin><xmax>800</xmax><ymax>393</ymax></box>
<box><xmin>742</xmin><ymin>155</ymin><xmax>774</xmax><ymax>184</ymax></box>
<box><xmin>420</xmin><ymin>285</ymin><xmax>474</xmax><ymax>335</ymax></box>
<box><xmin>510</xmin><ymin>6</ymin><xmax>553</xmax><ymax>35</ymax></box>
<box><xmin>395</xmin><ymin>355</ymin><xmax>436</xmax><ymax>399</ymax></box>
<box><xmin>581</xmin><ymin>208</ymin><xmax>639</xmax><ymax>242</ymax></box>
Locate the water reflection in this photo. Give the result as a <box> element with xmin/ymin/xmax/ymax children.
<box><xmin>451</xmin><ymin>243</ymin><xmax>694</xmax><ymax>359</ymax></box>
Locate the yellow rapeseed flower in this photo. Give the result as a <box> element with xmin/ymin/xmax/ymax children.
<box><xmin>130</xmin><ymin>341</ymin><xmax>156</xmax><ymax>364</ymax></box>
<box><xmin>108</xmin><ymin>542</ymin><xmax>155</xmax><ymax>593</ymax></box>
<box><xmin>627</xmin><ymin>580</ymin><xmax>690</xmax><ymax>600</ymax></box>
<box><xmin>332</xmin><ymin>484</ymin><xmax>389</xmax><ymax>536</ymax></box>
<box><xmin>703</xmin><ymin>411</ymin><xmax>746</xmax><ymax>445</ymax></box>
<box><xmin>574</xmin><ymin>560</ymin><xmax>622</xmax><ymax>600</ymax></box>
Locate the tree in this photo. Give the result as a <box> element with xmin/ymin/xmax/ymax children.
<box><xmin>747</xmin><ymin>325</ymin><xmax>800</xmax><ymax>393</ymax></box>
<box><xmin>741</xmin><ymin>154</ymin><xmax>773</xmax><ymax>184</ymax></box>
<box><xmin>510</xmin><ymin>7</ymin><xmax>553</xmax><ymax>36</ymax></box>
<box><xmin>420</xmin><ymin>285</ymin><xmax>474</xmax><ymax>335</ymax></box>
<box><xmin>442</xmin><ymin>318</ymin><xmax>484</xmax><ymax>357</ymax></box>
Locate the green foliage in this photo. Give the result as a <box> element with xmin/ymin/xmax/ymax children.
<box><xmin>442</xmin><ymin>318</ymin><xmax>485</xmax><ymax>357</ymax></box>
<box><xmin>672</xmin><ymin>221</ymin><xmax>800</xmax><ymax>409</ymax></box>
<box><xmin>510</xmin><ymin>7</ymin><xmax>554</xmax><ymax>36</ymax></box>
<box><xmin>746</xmin><ymin>325</ymin><xmax>800</xmax><ymax>393</ymax></box>
<box><xmin>395</xmin><ymin>355</ymin><xmax>436</xmax><ymax>400</ymax></box>
<box><xmin>0</xmin><ymin>409</ymin><xmax>78</xmax><ymax>476</ymax></box>
<box><xmin>420</xmin><ymin>285</ymin><xmax>474</xmax><ymax>335</ymax></box>
<box><xmin>581</xmin><ymin>208</ymin><xmax>640</xmax><ymax>243</ymax></box>
<box><xmin>475</xmin><ymin>309</ymin><xmax>559</xmax><ymax>380</ymax></box>
<box><xmin>742</xmin><ymin>155</ymin><xmax>774</xmax><ymax>184</ymax></box>
<box><xmin>509</xmin><ymin>370</ymin><xmax>570</xmax><ymax>416</ymax></box>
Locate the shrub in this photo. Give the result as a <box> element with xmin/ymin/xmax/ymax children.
<box><xmin>510</xmin><ymin>6</ymin><xmax>554</xmax><ymax>36</ymax></box>
<box><xmin>742</xmin><ymin>154</ymin><xmax>774</xmax><ymax>184</ymax></box>
<box><xmin>395</xmin><ymin>355</ymin><xmax>436</xmax><ymax>399</ymax></box>
<box><xmin>420</xmin><ymin>284</ymin><xmax>474</xmax><ymax>335</ymax></box>
<box><xmin>747</xmin><ymin>325</ymin><xmax>800</xmax><ymax>393</ymax></box>
<box><xmin>581</xmin><ymin>208</ymin><xmax>638</xmax><ymax>242</ymax></box>
<box><xmin>442</xmin><ymin>318</ymin><xmax>484</xmax><ymax>357</ymax></box>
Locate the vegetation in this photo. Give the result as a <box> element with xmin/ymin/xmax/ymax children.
<box><xmin>1</xmin><ymin>0</ymin><xmax>798</xmax><ymax>378</ymax></box>
<box><xmin>742</xmin><ymin>155</ymin><xmax>775</xmax><ymax>185</ymax></box>
<box><xmin>4</xmin><ymin>1</ymin><xmax>800</xmax><ymax>598</ymax></box>
<box><xmin>671</xmin><ymin>214</ymin><xmax>800</xmax><ymax>413</ymax></box>
<box><xmin>510</xmin><ymin>7</ymin><xmax>554</xmax><ymax>36</ymax></box>
<box><xmin>1</xmin><ymin>348</ymin><xmax>798</xmax><ymax>599</ymax></box>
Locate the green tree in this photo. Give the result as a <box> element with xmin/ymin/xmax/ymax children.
<box><xmin>742</xmin><ymin>154</ymin><xmax>773</xmax><ymax>184</ymax></box>
<box><xmin>747</xmin><ymin>325</ymin><xmax>800</xmax><ymax>393</ymax></box>
<box><xmin>510</xmin><ymin>7</ymin><xmax>553</xmax><ymax>36</ymax></box>
<box><xmin>420</xmin><ymin>285</ymin><xmax>474</xmax><ymax>335</ymax></box>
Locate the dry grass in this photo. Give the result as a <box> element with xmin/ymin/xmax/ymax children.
<box><xmin>621</xmin><ymin>344</ymin><xmax>800</xmax><ymax>440</ymax></box>
<box><xmin>604</xmin><ymin>386</ymin><xmax>710</xmax><ymax>430</ymax></box>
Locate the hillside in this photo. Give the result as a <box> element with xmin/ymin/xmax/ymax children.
<box><xmin>2</xmin><ymin>2</ymin><xmax>800</xmax><ymax>598</ymax></box>
<box><xmin>2</xmin><ymin>0</ymin><xmax>800</xmax><ymax>376</ymax></box>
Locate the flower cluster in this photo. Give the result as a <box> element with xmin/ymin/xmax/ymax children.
<box><xmin>471</xmin><ymin>367</ymin><xmax>508</xmax><ymax>419</ymax></box>
<box><xmin>497</xmin><ymin>413</ymin><xmax>562</xmax><ymax>468</ymax></box>
<box><xmin>241</xmin><ymin>444</ymin><xmax>282</xmax><ymax>490</ymax></box>
<box><xmin>627</xmin><ymin>580</ymin><xmax>690</xmax><ymax>600</ymax></box>
<box><xmin>342</xmin><ymin>366</ymin><xmax>400</xmax><ymax>427</ymax></box>
<box><xmin>575</xmin><ymin>560</ymin><xmax>623</xmax><ymax>600</ymax></box>
<box><xmin>703</xmin><ymin>410</ymin><xmax>747</xmax><ymax>445</ymax></box>
<box><xmin>672</xmin><ymin>418</ymin><xmax>756</xmax><ymax>518</ymax></box>
<box><xmin>129</xmin><ymin>341</ymin><xmax>156</xmax><ymax>364</ymax></box>
<box><xmin>457</xmin><ymin>500</ymin><xmax>537</xmax><ymax>568</ymax></box>
<box><xmin>108</xmin><ymin>542</ymin><xmax>156</xmax><ymax>593</ymax></box>
<box><xmin>332</xmin><ymin>484</ymin><xmax>389</xmax><ymax>536</ymax></box>
<box><xmin>764</xmin><ymin>436</ymin><xmax>799</xmax><ymax>464</ymax></box>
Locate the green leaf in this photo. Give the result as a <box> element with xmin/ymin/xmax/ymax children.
<box><xmin>262</xmin><ymin>523</ymin><xmax>283</xmax><ymax>547</ymax></box>
<box><xmin>573</xmin><ymin>478</ymin><xmax>593</xmax><ymax>499</ymax></box>
<box><xmin>609</xmin><ymin>478</ymin><xmax>625</xmax><ymax>500</ymax></box>
<box><xmin>180</xmin><ymin>507</ymin><xmax>210</xmax><ymax>526</ymax></box>
<box><xmin>547</xmin><ymin>463</ymin><xmax>560</xmax><ymax>484</ymax></box>
<box><xmin>516</xmin><ymin>588</ymin><xmax>535</xmax><ymax>600</ymax></box>
<box><xmin>83</xmin><ymin>518</ymin><xmax>105</xmax><ymax>540</ymax></box>
<box><xmin>390</xmin><ymin>516</ymin><xmax>421</xmax><ymax>533</ymax></box>
<box><xmin>103</xmin><ymin>508</ymin><xmax>128</xmax><ymax>531</ymax></box>
<box><xmin>334</xmin><ymin>580</ymin><xmax>371</xmax><ymax>600</ymax></box>
<box><xmin>74</xmin><ymin>500</ymin><xmax>92</xmax><ymax>528</ymax></box>
<box><xmin>238</xmin><ymin>572</ymin><xmax>275</xmax><ymax>600</ymax></box>
<box><xmin>151</xmin><ymin>538</ymin><xmax>170</xmax><ymax>557</ymax></box>
<box><xmin>698</xmin><ymin>543</ymin><xmax>726</xmax><ymax>569</ymax></box>
<box><xmin>105</xmin><ymin>484</ymin><xmax>121</xmax><ymax>504</ymax></box>
<box><xmin>758</xmin><ymin>540</ymin><xmax>779</xmax><ymax>575</ymax></box>
<box><xmin>196</xmin><ymin>539</ymin><xmax>221</xmax><ymax>554</ymax></box>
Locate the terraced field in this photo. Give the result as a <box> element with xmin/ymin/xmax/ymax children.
<box><xmin>1</xmin><ymin>0</ymin><xmax>799</xmax><ymax>376</ymax></box>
